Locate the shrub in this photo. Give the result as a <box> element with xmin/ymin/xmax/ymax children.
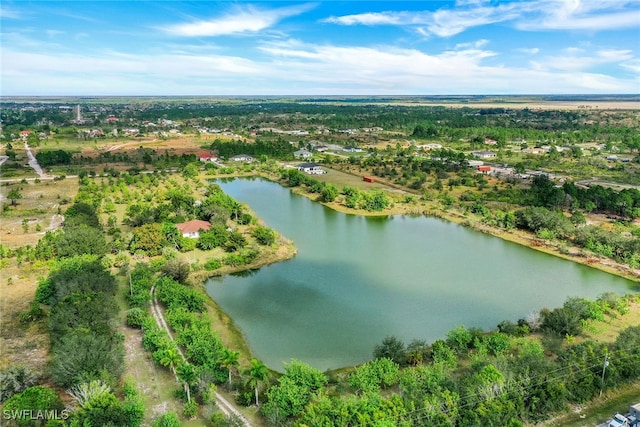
<box><xmin>183</xmin><ymin>400</ymin><xmax>199</xmax><ymax>418</ymax></box>
<box><xmin>153</xmin><ymin>412</ymin><xmax>181</xmax><ymax>427</ymax></box>
<box><xmin>0</xmin><ymin>366</ymin><xmax>39</xmax><ymax>402</ymax></box>
<box><xmin>2</xmin><ymin>386</ymin><xmax>65</xmax><ymax>426</ymax></box>
<box><xmin>178</xmin><ymin>237</ymin><xmax>196</xmax><ymax>252</ymax></box>
<box><xmin>252</xmin><ymin>226</ymin><xmax>276</xmax><ymax>246</ymax></box>
<box><xmin>204</xmin><ymin>259</ymin><xmax>222</xmax><ymax>271</ymax></box>
<box><xmin>126</xmin><ymin>308</ymin><xmax>148</xmax><ymax>328</ymax></box>
<box><xmin>162</xmin><ymin>259</ymin><xmax>191</xmax><ymax>283</ymax></box>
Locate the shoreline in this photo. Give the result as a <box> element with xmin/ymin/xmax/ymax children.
<box><xmin>276</xmin><ymin>174</ymin><xmax>640</xmax><ymax>283</ymax></box>
<box><xmin>197</xmin><ymin>172</ymin><xmax>638</xmax><ymax>368</ymax></box>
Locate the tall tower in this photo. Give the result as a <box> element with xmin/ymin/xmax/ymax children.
<box><xmin>74</xmin><ymin>105</ymin><xmax>82</xmax><ymax>122</ymax></box>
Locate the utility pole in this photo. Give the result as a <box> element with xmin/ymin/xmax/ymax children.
<box><xmin>600</xmin><ymin>353</ymin><xmax>609</xmax><ymax>396</ymax></box>
<box><xmin>129</xmin><ymin>272</ymin><xmax>133</xmax><ymax>297</ymax></box>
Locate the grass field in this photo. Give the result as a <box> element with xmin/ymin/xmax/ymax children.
<box><xmin>537</xmin><ymin>381</ymin><xmax>640</xmax><ymax>427</ymax></box>
<box><xmin>0</xmin><ymin>178</ymin><xmax>78</xmax><ymax>249</ymax></box>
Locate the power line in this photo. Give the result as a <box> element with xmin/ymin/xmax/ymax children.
<box><xmin>350</xmin><ymin>341</ymin><xmax>640</xmax><ymax>427</ymax></box>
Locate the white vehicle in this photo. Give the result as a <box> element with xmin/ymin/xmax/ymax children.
<box><xmin>608</xmin><ymin>413</ymin><xmax>630</xmax><ymax>427</ymax></box>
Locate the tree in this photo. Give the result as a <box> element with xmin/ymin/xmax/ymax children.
<box><xmin>0</xmin><ymin>365</ymin><xmax>38</xmax><ymax>402</ymax></box>
<box><xmin>162</xmin><ymin>258</ymin><xmax>191</xmax><ymax>283</ymax></box>
<box><xmin>225</xmin><ymin>231</ymin><xmax>247</xmax><ymax>252</ymax></box>
<box><xmin>321</xmin><ymin>184</ymin><xmax>339</xmax><ymax>202</ymax></box>
<box><xmin>130</xmin><ymin>223</ymin><xmax>167</xmax><ymax>256</ymax></box>
<box><xmin>56</xmin><ymin>225</ymin><xmax>107</xmax><ymax>258</ymax></box>
<box><xmin>252</xmin><ymin>226</ymin><xmax>275</xmax><ymax>246</ymax></box>
<box><xmin>176</xmin><ymin>362</ymin><xmax>198</xmax><ymax>404</ymax></box>
<box><xmin>2</xmin><ymin>386</ymin><xmax>65</xmax><ymax>426</ymax></box>
<box><xmin>446</xmin><ymin>325</ymin><xmax>473</xmax><ymax>354</ymax></box>
<box><xmin>64</xmin><ymin>202</ymin><xmax>101</xmax><ymax>228</ymax></box>
<box><xmin>244</xmin><ymin>359</ymin><xmax>270</xmax><ymax>406</ymax></box>
<box><xmin>158</xmin><ymin>347</ymin><xmax>182</xmax><ymax>374</ymax></box>
<box><xmin>153</xmin><ymin>412</ymin><xmax>181</xmax><ymax>427</ymax></box>
<box><xmin>197</xmin><ymin>225</ymin><xmax>229</xmax><ymax>250</ymax></box>
<box><xmin>7</xmin><ymin>188</ymin><xmax>22</xmax><ymax>206</ymax></box>
<box><xmin>50</xmin><ymin>332</ymin><xmax>124</xmax><ymax>388</ymax></box>
<box><xmin>67</xmin><ymin>380</ymin><xmax>112</xmax><ymax>407</ymax></box>
<box><xmin>221</xmin><ymin>349</ymin><xmax>240</xmax><ymax>387</ymax></box>
<box><xmin>373</xmin><ymin>335</ymin><xmax>407</xmax><ymax>365</ymax></box>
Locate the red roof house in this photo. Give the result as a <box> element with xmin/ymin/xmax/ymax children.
<box><xmin>175</xmin><ymin>220</ymin><xmax>211</xmax><ymax>238</ymax></box>
<box><xmin>199</xmin><ymin>153</ymin><xmax>218</xmax><ymax>162</ymax></box>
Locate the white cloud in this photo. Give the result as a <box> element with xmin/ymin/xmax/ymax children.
<box><xmin>620</xmin><ymin>59</ymin><xmax>640</xmax><ymax>74</ymax></box>
<box><xmin>516</xmin><ymin>0</ymin><xmax>640</xmax><ymax>31</ymax></box>
<box><xmin>162</xmin><ymin>3</ymin><xmax>315</xmax><ymax>37</ymax></box>
<box><xmin>1</xmin><ymin>38</ymin><xmax>637</xmax><ymax>95</ymax></box>
<box><xmin>0</xmin><ymin>6</ymin><xmax>21</xmax><ymax>19</ymax></box>
<box><xmin>323</xmin><ymin>12</ymin><xmax>407</xmax><ymax>26</ymax></box>
<box><xmin>323</xmin><ymin>0</ymin><xmax>640</xmax><ymax>37</ymax></box>
<box><xmin>517</xmin><ymin>48</ymin><xmax>540</xmax><ymax>55</ymax></box>
<box><xmin>455</xmin><ymin>39</ymin><xmax>489</xmax><ymax>50</ymax></box>
<box><xmin>45</xmin><ymin>29</ymin><xmax>64</xmax><ymax>38</ymax></box>
<box><xmin>530</xmin><ymin>48</ymin><xmax>635</xmax><ymax>72</ymax></box>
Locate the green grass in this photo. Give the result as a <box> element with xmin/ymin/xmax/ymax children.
<box><xmin>312</xmin><ymin>167</ymin><xmax>402</xmax><ymax>191</ymax></box>
<box><xmin>541</xmin><ymin>381</ymin><xmax>640</xmax><ymax>427</ymax></box>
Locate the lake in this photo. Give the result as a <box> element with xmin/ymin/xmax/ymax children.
<box><xmin>206</xmin><ymin>178</ymin><xmax>637</xmax><ymax>371</ymax></box>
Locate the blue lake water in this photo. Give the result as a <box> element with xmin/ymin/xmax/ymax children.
<box><xmin>206</xmin><ymin>178</ymin><xmax>637</xmax><ymax>371</ymax></box>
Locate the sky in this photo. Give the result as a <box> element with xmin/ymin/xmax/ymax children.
<box><xmin>1</xmin><ymin>0</ymin><xmax>639</xmax><ymax>96</ymax></box>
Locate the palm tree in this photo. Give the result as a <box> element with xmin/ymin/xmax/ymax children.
<box><xmin>244</xmin><ymin>358</ymin><xmax>269</xmax><ymax>406</ymax></box>
<box><xmin>158</xmin><ymin>347</ymin><xmax>182</xmax><ymax>377</ymax></box>
<box><xmin>221</xmin><ymin>349</ymin><xmax>240</xmax><ymax>387</ymax></box>
<box><xmin>176</xmin><ymin>362</ymin><xmax>198</xmax><ymax>404</ymax></box>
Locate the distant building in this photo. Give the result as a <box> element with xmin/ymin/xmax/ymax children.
<box><xmin>294</xmin><ymin>149</ymin><xmax>313</xmax><ymax>159</ymax></box>
<box><xmin>230</xmin><ymin>154</ymin><xmax>254</xmax><ymax>162</ymax></box>
<box><xmin>20</xmin><ymin>130</ymin><xmax>33</xmax><ymax>140</ymax></box>
<box><xmin>199</xmin><ymin>153</ymin><xmax>218</xmax><ymax>162</ymax></box>
<box><xmin>175</xmin><ymin>220</ymin><xmax>211</xmax><ymax>239</ymax></box>
<box><xmin>343</xmin><ymin>145</ymin><xmax>363</xmax><ymax>153</ymax></box>
<box><xmin>297</xmin><ymin>162</ymin><xmax>325</xmax><ymax>175</ymax></box>
<box><xmin>472</xmin><ymin>151</ymin><xmax>496</xmax><ymax>159</ymax></box>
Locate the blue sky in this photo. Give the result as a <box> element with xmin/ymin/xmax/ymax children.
<box><xmin>1</xmin><ymin>0</ymin><xmax>639</xmax><ymax>96</ymax></box>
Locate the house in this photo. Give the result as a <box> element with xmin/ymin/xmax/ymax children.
<box><xmin>477</xmin><ymin>165</ymin><xmax>492</xmax><ymax>174</ymax></box>
<box><xmin>199</xmin><ymin>153</ymin><xmax>218</xmax><ymax>162</ymax></box>
<box><xmin>297</xmin><ymin>162</ymin><xmax>325</xmax><ymax>175</ymax></box>
<box><xmin>484</xmin><ymin>138</ymin><xmax>498</xmax><ymax>145</ymax></box>
<box><xmin>472</xmin><ymin>151</ymin><xmax>496</xmax><ymax>159</ymax></box>
<box><xmin>294</xmin><ymin>149</ymin><xmax>313</xmax><ymax>159</ymax></box>
<box><xmin>343</xmin><ymin>145</ymin><xmax>363</xmax><ymax>153</ymax></box>
<box><xmin>175</xmin><ymin>220</ymin><xmax>211</xmax><ymax>239</ymax></box>
<box><xmin>467</xmin><ymin>160</ymin><xmax>484</xmax><ymax>168</ymax></box>
<box><xmin>363</xmin><ymin>176</ymin><xmax>375</xmax><ymax>183</ymax></box>
<box><xmin>106</xmin><ymin>116</ymin><xmax>119</xmax><ymax>123</ymax></box>
<box><xmin>20</xmin><ymin>130</ymin><xmax>33</xmax><ymax>140</ymax></box>
<box><xmin>522</xmin><ymin>148</ymin><xmax>547</xmax><ymax>155</ymax></box>
<box><xmin>230</xmin><ymin>154</ymin><xmax>253</xmax><ymax>162</ymax></box>
<box><xmin>417</xmin><ymin>143</ymin><xmax>442</xmax><ymax>150</ymax></box>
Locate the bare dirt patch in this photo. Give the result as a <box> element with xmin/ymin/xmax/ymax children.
<box><xmin>0</xmin><ymin>179</ymin><xmax>79</xmax><ymax>249</ymax></box>
<box><xmin>0</xmin><ymin>261</ymin><xmax>50</xmax><ymax>372</ymax></box>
